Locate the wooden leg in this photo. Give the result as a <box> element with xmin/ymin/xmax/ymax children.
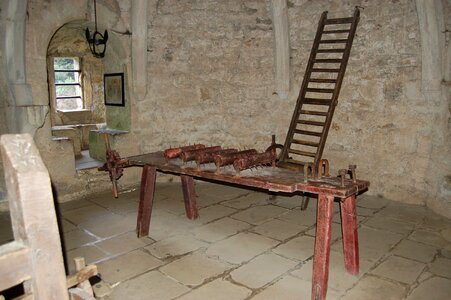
<box><xmin>312</xmin><ymin>194</ymin><xmax>334</xmax><ymax>300</ymax></box>
<box><xmin>181</xmin><ymin>175</ymin><xmax>199</xmax><ymax>219</ymax></box>
<box><xmin>136</xmin><ymin>165</ymin><xmax>156</xmax><ymax>237</ymax></box>
<box><xmin>340</xmin><ymin>194</ymin><xmax>359</xmax><ymax>275</ymax></box>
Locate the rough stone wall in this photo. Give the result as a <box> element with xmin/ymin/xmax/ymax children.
<box><xmin>289</xmin><ymin>1</ymin><xmax>425</xmax><ymax>203</ymax></box>
<box><xmin>140</xmin><ymin>0</ymin><xmax>449</xmax><ymax>216</ymax></box>
<box><xmin>141</xmin><ymin>0</ymin><xmax>277</xmax><ymax>152</ymax></box>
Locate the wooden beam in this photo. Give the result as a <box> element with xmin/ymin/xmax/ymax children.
<box><xmin>0</xmin><ymin>134</ymin><xmax>69</xmax><ymax>300</ymax></box>
<box><xmin>0</xmin><ymin>241</ymin><xmax>31</xmax><ymax>292</ymax></box>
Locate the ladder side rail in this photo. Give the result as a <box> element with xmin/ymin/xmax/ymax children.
<box><xmin>280</xmin><ymin>11</ymin><xmax>329</xmax><ymax>163</ymax></box>
<box><xmin>313</xmin><ymin>8</ymin><xmax>361</xmax><ymax>170</ymax></box>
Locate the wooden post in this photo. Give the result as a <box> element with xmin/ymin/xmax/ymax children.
<box><xmin>0</xmin><ymin>134</ymin><xmax>69</xmax><ymax>300</ymax></box>
<box><xmin>270</xmin><ymin>0</ymin><xmax>290</xmax><ymax>99</ymax></box>
<box><xmin>340</xmin><ymin>195</ymin><xmax>359</xmax><ymax>274</ymax></box>
<box><xmin>136</xmin><ymin>165</ymin><xmax>156</xmax><ymax>237</ymax></box>
<box><xmin>311</xmin><ymin>194</ymin><xmax>334</xmax><ymax>300</ymax></box>
<box><xmin>180</xmin><ymin>175</ymin><xmax>199</xmax><ymax>220</ymax></box>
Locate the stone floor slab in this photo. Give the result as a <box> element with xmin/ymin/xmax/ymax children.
<box><xmin>364</xmin><ymin>213</ymin><xmax>415</xmax><ymax>234</ymax></box>
<box><xmin>62</xmin><ymin>228</ymin><xmax>98</xmax><ymax>250</ymax></box>
<box><xmin>178</xmin><ymin>278</ymin><xmax>251</xmax><ymax>300</ymax></box>
<box><xmin>160</xmin><ymin>252</ymin><xmax>231</xmax><ymax>286</ymax></box>
<box><xmin>221</xmin><ymin>192</ymin><xmax>268</xmax><ymax>210</ymax></box>
<box><xmin>276</xmin><ymin>208</ymin><xmax>317</xmax><ymax>227</ymax></box>
<box><xmin>250</xmin><ymin>275</ymin><xmax>313</xmax><ymax>300</ymax></box>
<box><xmin>428</xmin><ymin>257</ymin><xmax>451</xmax><ymax>278</ymax></box>
<box><xmin>251</xmin><ymin>219</ymin><xmax>307</xmax><ymax>241</ymax></box>
<box><xmin>145</xmin><ymin>234</ymin><xmax>208</xmax><ymax>259</ymax></box>
<box><xmin>206</xmin><ymin>232</ymin><xmax>278</xmax><ymax>264</ymax></box>
<box><xmin>408</xmin><ymin>229</ymin><xmax>449</xmax><ymax>248</ymax></box>
<box><xmin>291</xmin><ymin>250</ymin><xmax>374</xmax><ymax>291</ymax></box>
<box><xmin>356</xmin><ymin>195</ymin><xmax>389</xmax><ymax>209</ymax></box>
<box><xmin>193</xmin><ymin>204</ymin><xmax>237</xmax><ymax>224</ymax></box>
<box><xmin>230</xmin><ymin>253</ymin><xmax>298</xmax><ymax>288</ymax></box>
<box><xmin>95</xmin><ymin>231</ymin><xmax>152</xmax><ymax>256</ymax></box>
<box><xmin>406</xmin><ymin>277</ymin><xmax>451</xmax><ymax>300</ymax></box>
<box><xmin>78</xmin><ymin>213</ymin><xmax>136</xmax><ymax>238</ymax></box>
<box><xmin>341</xmin><ymin>275</ymin><xmax>406</xmax><ymax>300</ymax></box>
<box><xmin>392</xmin><ymin>239</ymin><xmax>437</xmax><ymax>263</ymax></box>
<box><xmin>107</xmin><ymin>271</ymin><xmax>190</xmax><ymax>300</ymax></box>
<box><xmin>97</xmin><ymin>249</ymin><xmax>163</xmax><ymax>284</ymax></box>
<box><xmin>272</xmin><ymin>235</ymin><xmax>315</xmax><ymax>261</ymax></box>
<box><xmin>66</xmin><ymin>245</ymin><xmax>109</xmax><ymax>273</ymax></box>
<box><xmin>332</xmin><ymin>226</ymin><xmax>403</xmax><ymax>262</ymax></box>
<box><xmin>231</xmin><ymin>205</ymin><xmax>288</xmax><ymax>225</ymax></box>
<box><xmin>370</xmin><ymin>255</ymin><xmax>425</xmax><ymax>284</ymax></box>
<box><xmin>62</xmin><ymin>204</ymin><xmax>111</xmax><ymax>225</ymax></box>
<box><xmin>191</xmin><ymin>217</ymin><xmax>250</xmax><ymax>242</ymax></box>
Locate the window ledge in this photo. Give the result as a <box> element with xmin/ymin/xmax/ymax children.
<box><xmin>57</xmin><ymin>109</ymin><xmax>90</xmax><ymax>113</ymax></box>
<box><xmin>91</xmin><ymin>128</ymin><xmax>128</xmax><ymax>136</ymax></box>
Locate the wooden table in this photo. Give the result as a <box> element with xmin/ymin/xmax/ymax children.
<box><xmin>125</xmin><ymin>152</ymin><xmax>369</xmax><ymax>300</ymax></box>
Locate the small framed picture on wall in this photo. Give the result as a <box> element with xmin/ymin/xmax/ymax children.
<box><xmin>104</xmin><ymin>73</ymin><xmax>125</xmax><ymax>106</ymax></box>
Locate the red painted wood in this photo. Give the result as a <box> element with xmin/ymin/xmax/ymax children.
<box><xmin>136</xmin><ymin>165</ymin><xmax>156</xmax><ymax>237</ymax></box>
<box><xmin>181</xmin><ymin>175</ymin><xmax>199</xmax><ymax>219</ymax></box>
<box><xmin>340</xmin><ymin>195</ymin><xmax>359</xmax><ymax>275</ymax></box>
<box><xmin>312</xmin><ymin>194</ymin><xmax>334</xmax><ymax>300</ymax></box>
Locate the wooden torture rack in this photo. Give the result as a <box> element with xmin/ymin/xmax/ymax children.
<box><xmin>98</xmin><ymin>7</ymin><xmax>368</xmax><ymax>300</ymax></box>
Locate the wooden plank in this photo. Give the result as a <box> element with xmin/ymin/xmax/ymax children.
<box><xmin>66</xmin><ymin>264</ymin><xmax>98</xmax><ymax>289</ymax></box>
<box><xmin>0</xmin><ymin>241</ymin><xmax>31</xmax><ymax>292</ymax></box>
<box><xmin>311</xmin><ymin>194</ymin><xmax>334</xmax><ymax>300</ymax></box>
<box><xmin>303</xmin><ymin>98</ymin><xmax>332</xmax><ymax>105</ymax></box>
<box><xmin>0</xmin><ymin>134</ymin><xmax>69</xmax><ymax>300</ymax></box>
<box><xmin>308</xmin><ymin>78</ymin><xmax>337</xmax><ymax>83</ymax></box>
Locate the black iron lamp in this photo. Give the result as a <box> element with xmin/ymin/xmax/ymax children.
<box><xmin>85</xmin><ymin>0</ymin><xmax>108</xmax><ymax>58</ymax></box>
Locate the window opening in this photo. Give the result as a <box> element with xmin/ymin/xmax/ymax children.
<box><xmin>53</xmin><ymin>57</ymin><xmax>83</xmax><ymax>111</ymax></box>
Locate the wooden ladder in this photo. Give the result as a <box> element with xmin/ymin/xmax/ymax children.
<box><xmin>278</xmin><ymin>7</ymin><xmax>360</xmax><ymax>172</ymax></box>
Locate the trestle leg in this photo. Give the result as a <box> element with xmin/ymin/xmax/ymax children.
<box><xmin>181</xmin><ymin>175</ymin><xmax>199</xmax><ymax>219</ymax></box>
<box><xmin>340</xmin><ymin>195</ymin><xmax>359</xmax><ymax>274</ymax></box>
<box><xmin>136</xmin><ymin>165</ymin><xmax>156</xmax><ymax>237</ymax></box>
<box><xmin>312</xmin><ymin>194</ymin><xmax>334</xmax><ymax>300</ymax></box>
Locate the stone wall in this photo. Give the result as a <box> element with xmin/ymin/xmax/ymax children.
<box><xmin>0</xmin><ymin>0</ymin><xmax>449</xmax><ymax>216</ymax></box>
<box><xmin>140</xmin><ymin>0</ymin><xmax>450</xmax><ymax>216</ymax></box>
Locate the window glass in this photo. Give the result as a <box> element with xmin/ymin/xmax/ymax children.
<box><xmin>53</xmin><ymin>57</ymin><xmax>83</xmax><ymax>111</ymax></box>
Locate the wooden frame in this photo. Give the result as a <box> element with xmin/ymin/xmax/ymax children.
<box><xmin>104</xmin><ymin>73</ymin><xmax>125</xmax><ymax>106</ymax></box>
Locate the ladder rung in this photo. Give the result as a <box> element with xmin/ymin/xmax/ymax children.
<box><xmin>317</xmin><ymin>48</ymin><xmax>346</xmax><ymax>53</ymax></box>
<box><xmin>300</xmin><ymin>110</ymin><xmax>328</xmax><ymax>116</ymax></box>
<box><xmin>294</xmin><ymin>129</ymin><xmax>322</xmax><ymax>137</ymax></box>
<box><xmin>311</xmin><ymin>68</ymin><xmax>340</xmax><ymax>73</ymax></box>
<box><xmin>319</xmin><ymin>39</ymin><xmax>348</xmax><ymax>44</ymax></box>
<box><xmin>277</xmin><ymin>160</ymin><xmax>305</xmax><ymax>171</ymax></box>
<box><xmin>325</xmin><ymin>17</ymin><xmax>354</xmax><ymax>25</ymax></box>
<box><xmin>304</xmin><ymin>98</ymin><xmax>332</xmax><ymax>105</ymax></box>
<box><xmin>322</xmin><ymin>29</ymin><xmax>350</xmax><ymax>34</ymax></box>
<box><xmin>292</xmin><ymin>139</ymin><xmax>320</xmax><ymax>147</ymax></box>
<box><xmin>288</xmin><ymin>149</ymin><xmax>317</xmax><ymax>157</ymax></box>
<box><xmin>305</xmin><ymin>88</ymin><xmax>335</xmax><ymax>93</ymax></box>
<box><xmin>309</xmin><ymin>78</ymin><xmax>337</xmax><ymax>83</ymax></box>
<box><xmin>313</xmin><ymin>59</ymin><xmax>343</xmax><ymax>63</ymax></box>
<box><xmin>297</xmin><ymin>120</ymin><xmax>326</xmax><ymax>126</ymax></box>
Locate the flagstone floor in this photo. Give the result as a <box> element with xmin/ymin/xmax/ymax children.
<box><xmin>1</xmin><ymin>182</ymin><xmax>450</xmax><ymax>299</ymax></box>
